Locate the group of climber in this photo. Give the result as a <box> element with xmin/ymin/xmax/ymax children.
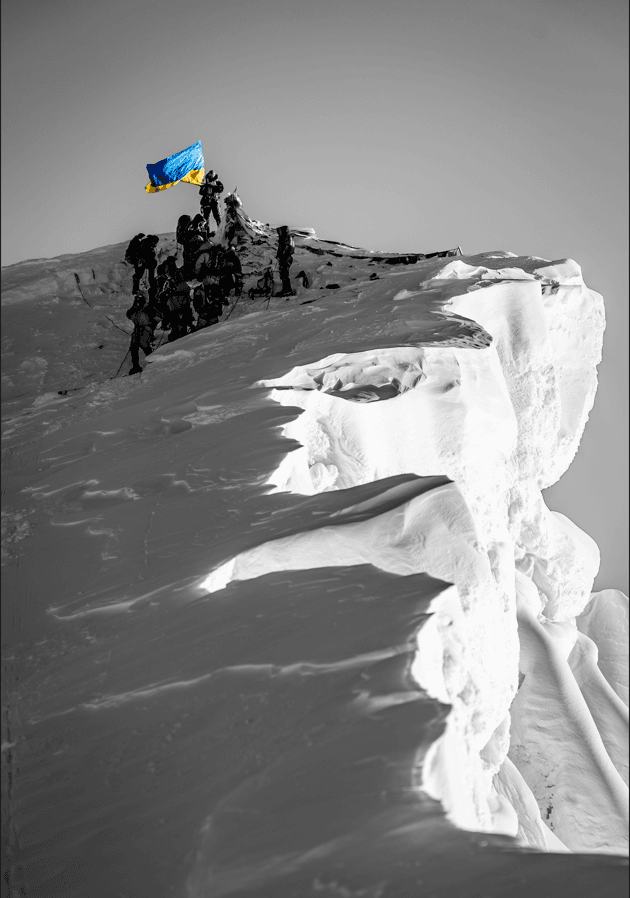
<box><xmin>123</xmin><ymin>239</ymin><xmax>237</xmax><ymax>374</ymax></box>
<box><xmin>122</xmin><ymin>168</ymin><xmax>301</xmax><ymax>374</ymax></box>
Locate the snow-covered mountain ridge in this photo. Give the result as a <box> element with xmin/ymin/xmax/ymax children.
<box><xmin>2</xmin><ymin>225</ymin><xmax>628</xmax><ymax>896</ymax></box>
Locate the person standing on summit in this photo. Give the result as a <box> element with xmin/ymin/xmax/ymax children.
<box><xmin>199</xmin><ymin>170</ymin><xmax>224</xmax><ymax>229</ymax></box>
<box><xmin>275</xmin><ymin>226</ymin><xmax>296</xmax><ymax>297</ymax></box>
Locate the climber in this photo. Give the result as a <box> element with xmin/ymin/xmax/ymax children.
<box><xmin>192</xmin><ymin>211</ymin><xmax>212</xmax><ymax>242</ymax></box>
<box><xmin>124</xmin><ymin>233</ymin><xmax>145</xmax><ymax>268</ymax></box>
<box><xmin>202</xmin><ymin>247</ymin><xmax>230</xmax><ymax>308</ymax></box>
<box><xmin>166</xmin><ymin>281</ymin><xmax>193</xmax><ymax>341</ymax></box>
<box><xmin>181</xmin><ymin>215</ymin><xmax>207</xmax><ymax>278</ymax></box>
<box><xmin>154</xmin><ymin>255</ymin><xmax>180</xmax><ymax>323</ymax></box>
<box><xmin>206</xmin><ymin>277</ymin><xmax>229</xmax><ymax>319</ymax></box>
<box><xmin>176</xmin><ymin>214</ymin><xmax>191</xmax><ymax>247</ymax></box>
<box><xmin>125</xmin><ymin>293</ymin><xmax>155</xmax><ymax>375</ymax></box>
<box><xmin>191</xmin><ymin>286</ymin><xmax>211</xmax><ymax>329</ymax></box>
<box><xmin>156</xmin><ymin>254</ymin><xmax>176</xmax><ymax>294</ymax></box>
<box><xmin>222</xmin><ymin>245</ymin><xmax>243</xmax><ymax>297</ymax></box>
<box><xmin>125</xmin><ymin>232</ymin><xmax>151</xmax><ymax>296</ymax></box>
<box><xmin>175</xmin><ymin>214</ymin><xmax>192</xmax><ymax>269</ymax></box>
<box><xmin>275</xmin><ymin>226</ymin><xmax>296</xmax><ymax>297</ymax></box>
<box><xmin>192</xmin><ymin>284</ymin><xmax>225</xmax><ymax>329</ymax></box>
<box><xmin>131</xmin><ymin>234</ymin><xmax>160</xmax><ymax>298</ymax></box>
<box><xmin>194</xmin><ymin>238</ymin><xmax>220</xmax><ymax>282</ymax></box>
<box><xmin>223</xmin><ymin>193</ymin><xmax>245</xmax><ymax>246</ymax></box>
<box><xmin>199</xmin><ymin>169</ymin><xmax>224</xmax><ymax>229</ymax></box>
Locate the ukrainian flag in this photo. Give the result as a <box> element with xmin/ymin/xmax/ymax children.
<box><xmin>145</xmin><ymin>140</ymin><xmax>204</xmax><ymax>193</ymax></box>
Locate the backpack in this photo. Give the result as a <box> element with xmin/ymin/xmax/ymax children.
<box><xmin>140</xmin><ymin>235</ymin><xmax>158</xmax><ymax>266</ymax></box>
<box><xmin>125</xmin><ymin>233</ymin><xmax>145</xmax><ymax>265</ymax></box>
<box><xmin>167</xmin><ymin>291</ymin><xmax>190</xmax><ymax>313</ymax></box>
<box><xmin>224</xmin><ymin>250</ymin><xmax>241</xmax><ymax>274</ymax></box>
<box><xmin>277</xmin><ymin>234</ymin><xmax>294</xmax><ymax>260</ymax></box>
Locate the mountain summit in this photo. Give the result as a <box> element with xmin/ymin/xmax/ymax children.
<box><xmin>2</xmin><ymin>216</ymin><xmax>628</xmax><ymax>896</ymax></box>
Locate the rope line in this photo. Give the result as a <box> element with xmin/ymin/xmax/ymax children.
<box><xmin>73</xmin><ymin>272</ymin><xmax>92</xmax><ymax>307</ymax></box>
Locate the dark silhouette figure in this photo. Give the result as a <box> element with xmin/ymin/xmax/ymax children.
<box><xmin>166</xmin><ymin>283</ymin><xmax>193</xmax><ymax>341</ymax></box>
<box><xmin>192</xmin><ymin>283</ymin><xmax>227</xmax><ymax>329</ymax></box>
<box><xmin>222</xmin><ymin>245</ymin><xmax>243</xmax><ymax>297</ymax></box>
<box><xmin>275</xmin><ymin>226</ymin><xmax>295</xmax><ymax>297</ymax></box>
<box><xmin>199</xmin><ymin>170</ymin><xmax>224</xmax><ymax>229</ymax></box>
<box><xmin>194</xmin><ymin>240</ymin><xmax>221</xmax><ymax>282</ymax></box>
<box><xmin>176</xmin><ymin>215</ymin><xmax>191</xmax><ymax>248</ymax></box>
<box><xmin>223</xmin><ymin>193</ymin><xmax>246</xmax><ymax>246</ymax></box>
<box><xmin>130</xmin><ymin>235</ymin><xmax>159</xmax><ymax>298</ymax></box>
<box><xmin>181</xmin><ymin>215</ymin><xmax>207</xmax><ymax>279</ymax></box>
<box><xmin>155</xmin><ymin>255</ymin><xmax>183</xmax><ymax>323</ymax></box>
<box><xmin>125</xmin><ymin>293</ymin><xmax>155</xmax><ymax>374</ymax></box>
<box><xmin>125</xmin><ymin>233</ymin><xmax>145</xmax><ymax>268</ymax></box>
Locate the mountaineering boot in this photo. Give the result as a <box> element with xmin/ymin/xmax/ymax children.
<box><xmin>129</xmin><ymin>365</ymin><xmax>143</xmax><ymax>375</ymax></box>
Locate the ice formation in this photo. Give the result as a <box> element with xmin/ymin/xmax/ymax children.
<box><xmin>210</xmin><ymin>253</ymin><xmax>626</xmax><ymax>852</ymax></box>
<box><xmin>1</xmin><ymin>226</ymin><xmax>628</xmax><ymax>896</ymax></box>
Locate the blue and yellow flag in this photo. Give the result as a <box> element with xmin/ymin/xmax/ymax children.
<box><xmin>145</xmin><ymin>141</ymin><xmax>204</xmax><ymax>193</ymax></box>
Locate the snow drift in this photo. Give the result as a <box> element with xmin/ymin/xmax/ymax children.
<box><xmin>1</xmin><ymin>221</ymin><xmax>628</xmax><ymax>896</ymax></box>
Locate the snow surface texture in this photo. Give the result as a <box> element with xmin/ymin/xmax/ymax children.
<box><xmin>1</xmin><ymin>219</ymin><xmax>628</xmax><ymax>896</ymax></box>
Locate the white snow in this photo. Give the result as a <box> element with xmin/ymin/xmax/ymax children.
<box><xmin>509</xmin><ymin>574</ymin><xmax>628</xmax><ymax>852</ymax></box>
<box><xmin>577</xmin><ymin>589</ymin><xmax>629</xmax><ymax>708</ymax></box>
<box><xmin>1</xmin><ymin>227</ymin><xmax>627</xmax><ymax>896</ymax></box>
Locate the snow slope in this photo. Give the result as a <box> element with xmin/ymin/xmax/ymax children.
<box><xmin>2</xmin><ymin>219</ymin><xmax>628</xmax><ymax>897</ymax></box>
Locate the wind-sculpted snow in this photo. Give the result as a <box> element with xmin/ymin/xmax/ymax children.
<box><xmin>1</xmin><ymin>237</ymin><xmax>627</xmax><ymax>896</ymax></box>
<box><xmin>577</xmin><ymin>589</ymin><xmax>629</xmax><ymax>708</ymax></box>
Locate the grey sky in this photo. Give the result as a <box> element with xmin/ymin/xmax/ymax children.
<box><xmin>1</xmin><ymin>0</ymin><xmax>627</xmax><ymax>591</ymax></box>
